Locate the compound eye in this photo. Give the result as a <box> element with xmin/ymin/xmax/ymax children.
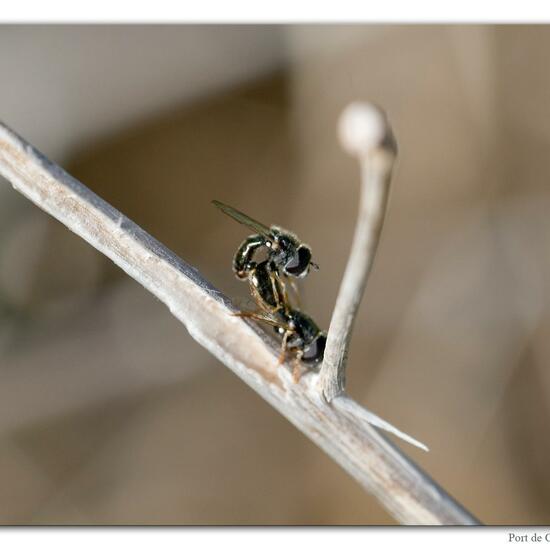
<box><xmin>285</xmin><ymin>246</ymin><xmax>312</xmax><ymax>277</ymax></box>
<box><xmin>302</xmin><ymin>334</ymin><xmax>327</xmax><ymax>363</ymax></box>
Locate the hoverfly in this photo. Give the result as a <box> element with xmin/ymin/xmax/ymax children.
<box><xmin>213</xmin><ymin>200</ymin><xmax>326</xmax><ymax>379</ymax></box>
<box><xmin>237</xmin><ymin>305</ymin><xmax>327</xmax><ymax>381</ymax></box>
<box><xmin>212</xmin><ymin>200</ymin><xmax>318</xmax><ymax>281</ymax></box>
<box><xmin>232</xmin><ymin>258</ymin><xmax>327</xmax><ymax>380</ymax></box>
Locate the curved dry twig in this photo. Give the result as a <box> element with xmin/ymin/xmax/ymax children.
<box><xmin>0</xmin><ymin>120</ymin><xmax>479</xmax><ymax>525</ymax></box>
<box><xmin>320</xmin><ymin>102</ymin><xmax>397</xmax><ymax>402</ymax></box>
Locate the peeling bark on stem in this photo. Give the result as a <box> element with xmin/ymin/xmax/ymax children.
<box><xmin>0</xmin><ymin>120</ymin><xmax>480</xmax><ymax>525</ymax></box>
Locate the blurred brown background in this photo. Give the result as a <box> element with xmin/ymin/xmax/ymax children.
<box><xmin>1</xmin><ymin>24</ymin><xmax>550</xmax><ymax>525</ymax></box>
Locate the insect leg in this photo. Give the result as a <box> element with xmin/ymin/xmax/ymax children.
<box><xmin>268</xmin><ymin>269</ymin><xmax>291</xmax><ymax>315</ymax></box>
<box><xmin>277</xmin><ymin>330</ymin><xmax>291</xmax><ymax>365</ymax></box>
<box><xmin>292</xmin><ymin>350</ymin><xmax>304</xmax><ymax>383</ymax></box>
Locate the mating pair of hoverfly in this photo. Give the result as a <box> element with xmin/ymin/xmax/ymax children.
<box><xmin>213</xmin><ymin>200</ymin><xmax>327</xmax><ymax>379</ymax></box>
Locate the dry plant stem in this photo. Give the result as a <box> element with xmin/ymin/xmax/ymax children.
<box><xmin>0</xmin><ymin>122</ymin><xmax>480</xmax><ymax>525</ymax></box>
<box><xmin>320</xmin><ymin>149</ymin><xmax>394</xmax><ymax>401</ymax></box>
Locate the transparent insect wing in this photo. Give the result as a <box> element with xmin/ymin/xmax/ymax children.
<box><xmin>212</xmin><ymin>200</ymin><xmax>272</xmax><ymax>238</ymax></box>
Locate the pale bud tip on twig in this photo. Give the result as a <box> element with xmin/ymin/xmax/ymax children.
<box><xmin>338</xmin><ymin>102</ymin><xmax>393</xmax><ymax>158</ymax></box>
